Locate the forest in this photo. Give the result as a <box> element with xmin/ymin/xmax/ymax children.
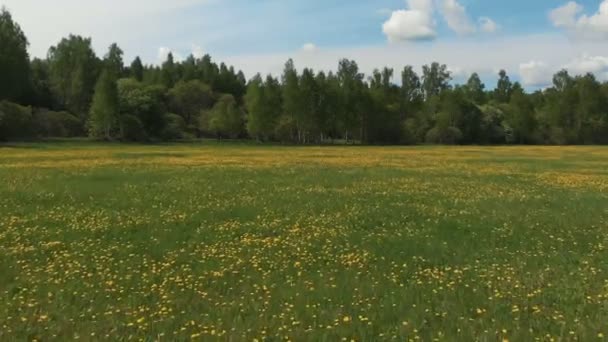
<box><xmin>2</xmin><ymin>7</ymin><xmax>608</xmax><ymax>145</ymax></box>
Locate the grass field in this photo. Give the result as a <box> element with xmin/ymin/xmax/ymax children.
<box><xmin>1</xmin><ymin>144</ymin><xmax>607</xmax><ymax>341</ymax></box>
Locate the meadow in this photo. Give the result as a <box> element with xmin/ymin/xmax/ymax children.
<box><xmin>1</xmin><ymin>143</ymin><xmax>607</xmax><ymax>341</ymax></box>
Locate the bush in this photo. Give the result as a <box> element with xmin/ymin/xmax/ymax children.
<box><xmin>0</xmin><ymin>101</ymin><xmax>33</xmax><ymax>141</ymax></box>
<box><xmin>548</xmin><ymin>127</ymin><xmax>568</xmax><ymax>145</ymax></box>
<box><xmin>425</xmin><ymin>126</ymin><xmax>463</xmax><ymax>145</ymax></box>
<box><xmin>33</xmin><ymin>109</ymin><xmax>82</xmax><ymax>138</ymax></box>
<box><xmin>161</xmin><ymin>113</ymin><xmax>186</xmax><ymax>141</ymax></box>
<box><xmin>401</xmin><ymin>118</ymin><xmax>420</xmax><ymax>145</ymax></box>
<box><xmin>120</xmin><ymin>115</ymin><xmax>146</xmax><ymax>141</ymax></box>
<box><xmin>274</xmin><ymin>115</ymin><xmax>296</xmax><ymax>143</ymax></box>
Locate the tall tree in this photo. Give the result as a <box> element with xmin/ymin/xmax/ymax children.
<box><xmin>298</xmin><ymin>68</ymin><xmax>319</xmax><ymax>142</ymax></box>
<box><xmin>48</xmin><ymin>35</ymin><xmax>99</xmax><ymax>119</ymax></box>
<box><xmin>27</xmin><ymin>58</ymin><xmax>54</xmax><ymax>108</ymax></box>
<box><xmin>88</xmin><ymin>69</ymin><xmax>119</xmax><ymax>139</ymax></box>
<box><xmin>465</xmin><ymin>73</ymin><xmax>486</xmax><ymax>104</ymax></box>
<box><xmin>281</xmin><ymin>59</ymin><xmax>301</xmax><ymax>141</ymax></box>
<box><xmin>246</xmin><ymin>74</ymin><xmax>283</xmax><ymax>141</ymax></box>
<box><xmin>168</xmin><ymin>80</ymin><xmax>213</xmax><ymax>127</ymax></box>
<box><xmin>208</xmin><ymin>94</ymin><xmax>243</xmax><ymax>139</ymax></box>
<box><xmin>0</xmin><ymin>7</ymin><xmax>30</xmax><ymax>101</ymax></box>
<box><xmin>181</xmin><ymin>55</ymin><xmax>197</xmax><ymax>81</ymax></box>
<box><xmin>161</xmin><ymin>52</ymin><xmax>176</xmax><ymax>88</ymax></box>
<box><xmin>401</xmin><ymin>66</ymin><xmax>422</xmax><ymax>105</ymax></box>
<box><xmin>105</xmin><ymin>43</ymin><xmax>124</xmax><ymax>78</ymax></box>
<box><xmin>422</xmin><ymin>62</ymin><xmax>451</xmax><ymax>99</ymax></box>
<box><xmin>507</xmin><ymin>85</ymin><xmax>536</xmax><ymax>144</ymax></box>
<box><xmin>337</xmin><ymin>59</ymin><xmax>364</xmax><ymax>142</ymax></box>
<box><xmin>117</xmin><ymin>78</ymin><xmax>166</xmax><ymax>139</ymax></box>
<box><xmin>130</xmin><ymin>57</ymin><xmax>144</xmax><ymax>82</ymax></box>
<box><xmin>494</xmin><ymin>70</ymin><xmax>513</xmax><ymax>103</ymax></box>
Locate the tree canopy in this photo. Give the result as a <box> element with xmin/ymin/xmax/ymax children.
<box><xmin>1</xmin><ymin>7</ymin><xmax>608</xmax><ymax>145</ymax></box>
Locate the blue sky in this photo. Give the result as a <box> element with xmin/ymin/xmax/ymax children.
<box><xmin>2</xmin><ymin>0</ymin><xmax>608</xmax><ymax>87</ymax></box>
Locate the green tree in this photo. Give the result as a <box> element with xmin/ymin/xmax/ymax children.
<box><xmin>181</xmin><ymin>55</ymin><xmax>197</xmax><ymax>82</ymax></box>
<box><xmin>422</xmin><ymin>62</ymin><xmax>451</xmax><ymax>99</ymax></box>
<box><xmin>507</xmin><ymin>85</ymin><xmax>536</xmax><ymax>144</ymax></box>
<box><xmin>161</xmin><ymin>52</ymin><xmax>176</xmax><ymax>88</ymax></box>
<box><xmin>281</xmin><ymin>59</ymin><xmax>301</xmax><ymax>142</ymax></box>
<box><xmin>48</xmin><ymin>35</ymin><xmax>99</xmax><ymax>119</ymax></box>
<box><xmin>0</xmin><ymin>100</ymin><xmax>33</xmax><ymax>140</ymax></box>
<box><xmin>337</xmin><ymin>59</ymin><xmax>365</xmax><ymax>142</ymax></box>
<box><xmin>88</xmin><ymin>69</ymin><xmax>119</xmax><ymax>139</ymax></box>
<box><xmin>574</xmin><ymin>73</ymin><xmax>605</xmax><ymax>143</ymax></box>
<box><xmin>130</xmin><ymin>57</ymin><xmax>144</xmax><ymax>82</ymax></box>
<box><xmin>494</xmin><ymin>70</ymin><xmax>513</xmax><ymax>103</ymax></box>
<box><xmin>168</xmin><ymin>80</ymin><xmax>214</xmax><ymax>127</ymax></box>
<box><xmin>297</xmin><ymin>68</ymin><xmax>320</xmax><ymax>143</ymax></box>
<box><xmin>465</xmin><ymin>73</ymin><xmax>486</xmax><ymax>104</ymax></box>
<box><xmin>208</xmin><ymin>94</ymin><xmax>243</xmax><ymax>139</ymax></box>
<box><xmin>105</xmin><ymin>43</ymin><xmax>124</xmax><ymax>78</ymax></box>
<box><xmin>401</xmin><ymin>66</ymin><xmax>422</xmax><ymax>108</ymax></box>
<box><xmin>27</xmin><ymin>58</ymin><xmax>54</xmax><ymax>108</ymax></box>
<box><xmin>245</xmin><ymin>74</ymin><xmax>282</xmax><ymax>141</ymax></box>
<box><xmin>0</xmin><ymin>7</ymin><xmax>30</xmax><ymax>102</ymax></box>
<box><xmin>117</xmin><ymin>78</ymin><xmax>166</xmax><ymax>139</ymax></box>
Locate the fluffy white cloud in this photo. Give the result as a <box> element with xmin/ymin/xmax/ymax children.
<box><xmin>382</xmin><ymin>0</ymin><xmax>436</xmax><ymax>42</ymax></box>
<box><xmin>518</xmin><ymin>54</ymin><xmax>608</xmax><ymax>87</ymax></box>
<box><xmin>563</xmin><ymin>54</ymin><xmax>608</xmax><ymax>78</ymax></box>
<box><xmin>519</xmin><ymin>61</ymin><xmax>553</xmax><ymax>87</ymax></box>
<box><xmin>549</xmin><ymin>2</ymin><xmax>583</xmax><ymax>28</ymax></box>
<box><xmin>382</xmin><ymin>0</ymin><xmax>497</xmax><ymax>41</ymax></box>
<box><xmin>550</xmin><ymin>1</ymin><xmax>608</xmax><ymax>39</ymax></box>
<box><xmin>479</xmin><ymin>17</ymin><xmax>499</xmax><ymax>33</ymax></box>
<box><xmin>301</xmin><ymin>43</ymin><xmax>319</xmax><ymax>53</ymax></box>
<box><xmin>440</xmin><ymin>0</ymin><xmax>476</xmax><ymax>35</ymax></box>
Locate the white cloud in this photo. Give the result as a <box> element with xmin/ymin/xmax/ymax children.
<box><xmin>518</xmin><ymin>54</ymin><xmax>608</xmax><ymax>87</ymax></box>
<box><xmin>192</xmin><ymin>44</ymin><xmax>205</xmax><ymax>59</ymax></box>
<box><xmin>550</xmin><ymin>1</ymin><xmax>608</xmax><ymax>39</ymax></box>
<box><xmin>440</xmin><ymin>0</ymin><xmax>476</xmax><ymax>35</ymax></box>
<box><xmin>409</xmin><ymin>0</ymin><xmax>434</xmax><ymax>13</ymax></box>
<box><xmin>158</xmin><ymin>47</ymin><xmax>183</xmax><ymax>63</ymax></box>
<box><xmin>563</xmin><ymin>54</ymin><xmax>608</xmax><ymax>79</ymax></box>
<box><xmin>519</xmin><ymin>61</ymin><xmax>553</xmax><ymax>87</ymax></box>
<box><xmin>158</xmin><ymin>47</ymin><xmax>172</xmax><ymax>63</ymax></box>
<box><xmin>0</xmin><ymin>0</ymin><xmax>213</xmax><ymax>61</ymax></box>
<box><xmin>549</xmin><ymin>2</ymin><xmax>583</xmax><ymax>28</ymax></box>
<box><xmin>382</xmin><ymin>0</ymin><xmax>497</xmax><ymax>41</ymax></box>
<box><xmin>220</xmin><ymin>33</ymin><xmax>608</xmax><ymax>89</ymax></box>
<box><xmin>301</xmin><ymin>43</ymin><xmax>319</xmax><ymax>53</ymax></box>
<box><xmin>382</xmin><ymin>0</ymin><xmax>436</xmax><ymax>42</ymax></box>
<box><xmin>479</xmin><ymin>17</ymin><xmax>499</xmax><ymax>33</ymax></box>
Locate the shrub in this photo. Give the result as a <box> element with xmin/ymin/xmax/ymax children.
<box><xmin>161</xmin><ymin>113</ymin><xmax>186</xmax><ymax>141</ymax></box>
<box><xmin>425</xmin><ymin>126</ymin><xmax>463</xmax><ymax>145</ymax></box>
<box><xmin>120</xmin><ymin>114</ymin><xmax>146</xmax><ymax>142</ymax></box>
<box><xmin>0</xmin><ymin>101</ymin><xmax>33</xmax><ymax>141</ymax></box>
<box><xmin>274</xmin><ymin>115</ymin><xmax>296</xmax><ymax>143</ymax></box>
<box><xmin>33</xmin><ymin>109</ymin><xmax>82</xmax><ymax>137</ymax></box>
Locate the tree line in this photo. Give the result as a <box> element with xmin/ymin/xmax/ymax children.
<box><xmin>2</xmin><ymin>7</ymin><xmax>608</xmax><ymax>145</ymax></box>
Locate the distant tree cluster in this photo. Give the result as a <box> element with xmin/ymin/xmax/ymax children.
<box><xmin>1</xmin><ymin>7</ymin><xmax>608</xmax><ymax>144</ymax></box>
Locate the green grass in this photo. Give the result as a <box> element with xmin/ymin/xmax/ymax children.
<box><xmin>1</xmin><ymin>144</ymin><xmax>607</xmax><ymax>341</ymax></box>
